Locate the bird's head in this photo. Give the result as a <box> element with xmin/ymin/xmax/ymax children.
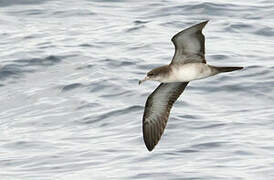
<box><xmin>139</xmin><ymin>65</ymin><xmax>170</xmax><ymax>85</ymax></box>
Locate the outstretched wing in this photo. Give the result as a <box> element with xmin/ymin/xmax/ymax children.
<box><xmin>171</xmin><ymin>20</ymin><xmax>209</xmax><ymax>65</ymax></box>
<box><xmin>142</xmin><ymin>82</ymin><xmax>189</xmax><ymax>151</ymax></box>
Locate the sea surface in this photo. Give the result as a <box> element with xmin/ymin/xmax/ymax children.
<box><xmin>0</xmin><ymin>0</ymin><xmax>274</xmax><ymax>179</ymax></box>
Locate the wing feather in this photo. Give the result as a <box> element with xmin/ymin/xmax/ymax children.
<box><xmin>142</xmin><ymin>82</ymin><xmax>189</xmax><ymax>151</ymax></box>
<box><xmin>171</xmin><ymin>21</ymin><xmax>209</xmax><ymax>65</ymax></box>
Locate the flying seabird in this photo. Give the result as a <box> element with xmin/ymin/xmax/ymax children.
<box><xmin>139</xmin><ymin>20</ymin><xmax>243</xmax><ymax>151</ymax></box>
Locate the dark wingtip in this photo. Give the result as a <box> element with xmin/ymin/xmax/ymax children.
<box><xmin>188</xmin><ymin>20</ymin><xmax>210</xmax><ymax>32</ymax></box>
<box><xmin>145</xmin><ymin>143</ymin><xmax>154</xmax><ymax>152</ymax></box>
<box><xmin>143</xmin><ymin>132</ymin><xmax>156</xmax><ymax>151</ymax></box>
<box><xmin>171</xmin><ymin>20</ymin><xmax>210</xmax><ymax>42</ymax></box>
<box><xmin>204</xmin><ymin>20</ymin><xmax>210</xmax><ymax>23</ymax></box>
<box><xmin>235</xmin><ymin>66</ymin><xmax>244</xmax><ymax>70</ymax></box>
<box><xmin>200</xmin><ymin>20</ymin><xmax>210</xmax><ymax>28</ymax></box>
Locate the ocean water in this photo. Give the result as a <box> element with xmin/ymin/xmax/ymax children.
<box><xmin>0</xmin><ymin>0</ymin><xmax>274</xmax><ymax>179</ymax></box>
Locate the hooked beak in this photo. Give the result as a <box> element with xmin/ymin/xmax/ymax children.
<box><xmin>139</xmin><ymin>76</ymin><xmax>149</xmax><ymax>85</ymax></box>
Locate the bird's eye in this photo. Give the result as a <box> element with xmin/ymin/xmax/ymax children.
<box><xmin>147</xmin><ymin>72</ymin><xmax>154</xmax><ymax>76</ymax></box>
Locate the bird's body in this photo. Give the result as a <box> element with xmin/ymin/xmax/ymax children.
<box><xmin>160</xmin><ymin>63</ymin><xmax>217</xmax><ymax>83</ymax></box>
<box><xmin>139</xmin><ymin>20</ymin><xmax>243</xmax><ymax>151</ymax></box>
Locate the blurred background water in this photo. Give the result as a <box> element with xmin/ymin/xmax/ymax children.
<box><xmin>0</xmin><ymin>0</ymin><xmax>274</xmax><ymax>179</ymax></box>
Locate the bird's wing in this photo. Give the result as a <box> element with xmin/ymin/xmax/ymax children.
<box><xmin>142</xmin><ymin>82</ymin><xmax>189</xmax><ymax>151</ymax></box>
<box><xmin>170</xmin><ymin>20</ymin><xmax>209</xmax><ymax>65</ymax></box>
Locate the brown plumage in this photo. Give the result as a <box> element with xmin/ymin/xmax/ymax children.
<box><xmin>143</xmin><ymin>82</ymin><xmax>188</xmax><ymax>151</ymax></box>
<box><xmin>142</xmin><ymin>21</ymin><xmax>209</xmax><ymax>151</ymax></box>
<box><xmin>141</xmin><ymin>20</ymin><xmax>243</xmax><ymax>151</ymax></box>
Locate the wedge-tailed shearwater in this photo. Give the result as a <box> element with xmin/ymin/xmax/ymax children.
<box><xmin>139</xmin><ymin>20</ymin><xmax>243</xmax><ymax>151</ymax></box>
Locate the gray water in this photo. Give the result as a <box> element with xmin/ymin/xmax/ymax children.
<box><xmin>0</xmin><ymin>0</ymin><xmax>274</xmax><ymax>179</ymax></box>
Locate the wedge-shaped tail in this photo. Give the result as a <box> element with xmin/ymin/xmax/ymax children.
<box><xmin>213</xmin><ymin>66</ymin><xmax>243</xmax><ymax>73</ymax></box>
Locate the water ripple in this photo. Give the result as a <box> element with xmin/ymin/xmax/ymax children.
<box><xmin>1</xmin><ymin>0</ymin><xmax>274</xmax><ymax>179</ymax></box>
<box><xmin>61</xmin><ymin>83</ymin><xmax>83</xmax><ymax>92</ymax></box>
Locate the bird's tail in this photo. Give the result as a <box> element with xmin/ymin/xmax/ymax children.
<box><xmin>212</xmin><ymin>66</ymin><xmax>243</xmax><ymax>73</ymax></box>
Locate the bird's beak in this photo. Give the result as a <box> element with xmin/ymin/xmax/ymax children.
<box><xmin>139</xmin><ymin>76</ymin><xmax>149</xmax><ymax>85</ymax></box>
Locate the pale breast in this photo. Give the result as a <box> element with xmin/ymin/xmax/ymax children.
<box><xmin>164</xmin><ymin>63</ymin><xmax>214</xmax><ymax>82</ymax></box>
